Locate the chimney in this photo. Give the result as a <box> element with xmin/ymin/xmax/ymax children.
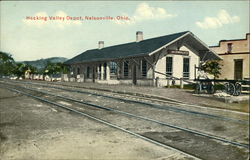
<box><xmin>98</xmin><ymin>41</ymin><xmax>104</xmax><ymax>49</ymax></box>
<box><xmin>136</xmin><ymin>31</ymin><xmax>143</xmax><ymax>42</ymax></box>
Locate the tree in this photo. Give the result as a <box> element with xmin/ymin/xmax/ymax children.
<box><xmin>200</xmin><ymin>60</ymin><xmax>222</xmax><ymax>79</ymax></box>
<box><xmin>12</xmin><ymin>63</ymin><xmax>38</xmax><ymax>79</ymax></box>
<box><xmin>42</xmin><ymin>62</ymin><xmax>69</xmax><ymax>81</ymax></box>
<box><xmin>13</xmin><ymin>63</ymin><xmax>27</xmax><ymax>79</ymax></box>
<box><xmin>28</xmin><ymin>65</ymin><xmax>38</xmax><ymax>75</ymax></box>
<box><xmin>43</xmin><ymin>62</ymin><xmax>69</xmax><ymax>76</ymax></box>
<box><xmin>57</xmin><ymin>62</ymin><xmax>69</xmax><ymax>74</ymax></box>
<box><xmin>0</xmin><ymin>51</ymin><xmax>16</xmax><ymax>76</ymax></box>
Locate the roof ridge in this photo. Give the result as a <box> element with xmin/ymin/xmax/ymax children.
<box><xmin>139</xmin><ymin>31</ymin><xmax>190</xmax><ymax>43</ymax></box>
<box><xmin>65</xmin><ymin>31</ymin><xmax>192</xmax><ymax>64</ymax></box>
<box><xmin>100</xmin><ymin>31</ymin><xmax>190</xmax><ymax>50</ymax></box>
<box><xmin>77</xmin><ymin>31</ymin><xmax>190</xmax><ymax>55</ymax></box>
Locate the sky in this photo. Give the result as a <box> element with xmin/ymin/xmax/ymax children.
<box><xmin>0</xmin><ymin>1</ymin><xmax>249</xmax><ymax>61</ymax></box>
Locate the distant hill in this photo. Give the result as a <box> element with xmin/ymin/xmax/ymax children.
<box><xmin>21</xmin><ymin>57</ymin><xmax>68</xmax><ymax>70</ymax></box>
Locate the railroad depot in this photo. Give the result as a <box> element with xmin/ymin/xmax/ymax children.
<box><xmin>64</xmin><ymin>31</ymin><xmax>221</xmax><ymax>86</ymax></box>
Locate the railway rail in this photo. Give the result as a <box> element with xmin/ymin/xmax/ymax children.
<box><xmin>14</xmin><ymin>79</ymin><xmax>249</xmax><ymax>116</ymax></box>
<box><xmin>1</xmin><ymin>81</ymin><xmax>249</xmax><ymax>149</ymax></box>
<box><xmin>1</xmin><ymin>80</ymin><xmax>249</xmax><ymax>160</ymax></box>
<box><xmin>1</xmin><ymin>85</ymin><xmax>202</xmax><ymax>160</ymax></box>
<box><xmin>5</xmin><ymin>80</ymin><xmax>248</xmax><ymax>125</ymax></box>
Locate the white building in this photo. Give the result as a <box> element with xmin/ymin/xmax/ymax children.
<box><xmin>65</xmin><ymin>31</ymin><xmax>221</xmax><ymax>86</ymax></box>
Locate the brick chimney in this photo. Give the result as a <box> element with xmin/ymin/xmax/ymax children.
<box><xmin>136</xmin><ymin>31</ymin><xmax>143</xmax><ymax>42</ymax></box>
<box><xmin>98</xmin><ymin>41</ymin><xmax>104</xmax><ymax>49</ymax></box>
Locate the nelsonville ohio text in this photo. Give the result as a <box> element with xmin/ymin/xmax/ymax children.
<box><xmin>25</xmin><ymin>15</ymin><xmax>130</xmax><ymax>21</ymax></box>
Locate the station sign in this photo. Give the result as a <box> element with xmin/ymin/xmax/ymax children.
<box><xmin>168</xmin><ymin>50</ymin><xmax>189</xmax><ymax>55</ymax></box>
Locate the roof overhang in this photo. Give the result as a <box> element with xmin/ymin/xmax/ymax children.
<box><xmin>187</xmin><ymin>32</ymin><xmax>222</xmax><ymax>61</ymax></box>
<box><xmin>148</xmin><ymin>31</ymin><xmax>190</xmax><ymax>56</ymax></box>
<box><xmin>148</xmin><ymin>31</ymin><xmax>222</xmax><ymax>61</ymax></box>
<box><xmin>66</xmin><ymin>53</ymin><xmax>150</xmax><ymax>65</ymax></box>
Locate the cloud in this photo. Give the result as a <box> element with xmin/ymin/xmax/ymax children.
<box><xmin>23</xmin><ymin>11</ymin><xmax>82</xmax><ymax>29</ymax></box>
<box><xmin>134</xmin><ymin>3</ymin><xmax>176</xmax><ymax>21</ymax></box>
<box><xmin>196</xmin><ymin>9</ymin><xmax>240</xmax><ymax>29</ymax></box>
<box><xmin>114</xmin><ymin>3</ymin><xmax>176</xmax><ymax>25</ymax></box>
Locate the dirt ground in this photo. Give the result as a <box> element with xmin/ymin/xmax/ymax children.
<box><xmin>0</xmin><ymin>88</ymin><xmax>194</xmax><ymax>160</ymax></box>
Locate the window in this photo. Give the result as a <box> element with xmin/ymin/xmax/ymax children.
<box><xmin>110</xmin><ymin>62</ymin><xmax>117</xmax><ymax>74</ymax></box>
<box><xmin>123</xmin><ymin>61</ymin><xmax>129</xmax><ymax>77</ymax></box>
<box><xmin>141</xmin><ymin>60</ymin><xmax>147</xmax><ymax>77</ymax></box>
<box><xmin>77</xmin><ymin>68</ymin><xmax>80</xmax><ymax>75</ymax></box>
<box><xmin>227</xmin><ymin>43</ymin><xmax>233</xmax><ymax>53</ymax></box>
<box><xmin>166</xmin><ymin>57</ymin><xmax>173</xmax><ymax>77</ymax></box>
<box><xmin>183</xmin><ymin>58</ymin><xmax>190</xmax><ymax>79</ymax></box>
<box><xmin>87</xmin><ymin>66</ymin><xmax>90</xmax><ymax>78</ymax></box>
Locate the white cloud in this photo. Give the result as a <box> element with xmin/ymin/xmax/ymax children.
<box><xmin>114</xmin><ymin>3</ymin><xmax>176</xmax><ymax>25</ymax></box>
<box><xmin>23</xmin><ymin>11</ymin><xmax>82</xmax><ymax>29</ymax></box>
<box><xmin>196</xmin><ymin>9</ymin><xmax>240</xmax><ymax>29</ymax></box>
<box><xmin>134</xmin><ymin>3</ymin><xmax>175</xmax><ymax>20</ymax></box>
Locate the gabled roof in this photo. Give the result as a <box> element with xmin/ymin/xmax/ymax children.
<box><xmin>65</xmin><ymin>31</ymin><xmax>220</xmax><ymax>65</ymax></box>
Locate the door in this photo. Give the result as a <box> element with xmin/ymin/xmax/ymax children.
<box><xmin>92</xmin><ymin>67</ymin><xmax>95</xmax><ymax>82</ymax></box>
<box><xmin>132</xmin><ymin>65</ymin><xmax>137</xmax><ymax>85</ymax></box>
<box><xmin>104</xmin><ymin>63</ymin><xmax>107</xmax><ymax>80</ymax></box>
<box><xmin>234</xmin><ymin>59</ymin><xmax>243</xmax><ymax>80</ymax></box>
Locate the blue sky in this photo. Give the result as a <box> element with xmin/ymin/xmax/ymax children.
<box><xmin>0</xmin><ymin>1</ymin><xmax>249</xmax><ymax>61</ymax></box>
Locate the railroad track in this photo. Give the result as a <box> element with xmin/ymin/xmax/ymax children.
<box><xmin>6</xmin><ymin>79</ymin><xmax>249</xmax><ymax>125</ymax></box>
<box><xmin>19</xmin><ymin>79</ymin><xmax>250</xmax><ymax>115</ymax></box>
<box><xmin>0</xmin><ymin>81</ymin><xmax>249</xmax><ymax>160</ymax></box>
<box><xmin>1</xmin><ymin>83</ymin><xmax>201</xmax><ymax>160</ymax></box>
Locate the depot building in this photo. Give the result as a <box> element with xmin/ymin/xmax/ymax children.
<box><xmin>64</xmin><ymin>31</ymin><xmax>221</xmax><ymax>86</ymax></box>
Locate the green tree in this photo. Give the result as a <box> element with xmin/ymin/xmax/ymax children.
<box><xmin>12</xmin><ymin>63</ymin><xmax>38</xmax><ymax>79</ymax></box>
<box><xmin>200</xmin><ymin>60</ymin><xmax>222</xmax><ymax>79</ymax></box>
<box><xmin>28</xmin><ymin>65</ymin><xmax>38</xmax><ymax>75</ymax></box>
<box><xmin>0</xmin><ymin>51</ymin><xmax>16</xmax><ymax>76</ymax></box>
<box><xmin>57</xmin><ymin>62</ymin><xmax>69</xmax><ymax>74</ymax></box>
<box><xmin>13</xmin><ymin>63</ymin><xmax>27</xmax><ymax>79</ymax></box>
<box><xmin>43</xmin><ymin>62</ymin><xmax>69</xmax><ymax>76</ymax></box>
